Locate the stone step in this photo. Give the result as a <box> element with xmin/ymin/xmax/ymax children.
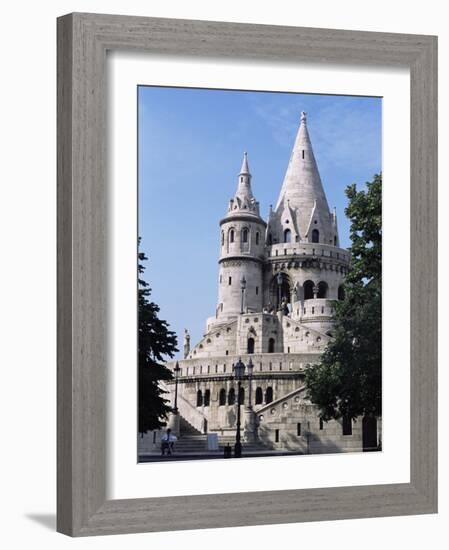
<box><xmin>174</xmin><ymin>443</ymin><xmax>208</xmax><ymax>448</ymax></box>
<box><xmin>175</xmin><ymin>439</ymin><xmax>269</xmax><ymax>453</ymax></box>
<box><xmin>172</xmin><ymin>427</ymin><xmax>274</xmax><ymax>454</ymax></box>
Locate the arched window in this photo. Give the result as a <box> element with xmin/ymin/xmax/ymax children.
<box><xmin>228</xmin><ymin>387</ymin><xmax>235</xmax><ymax>405</ymax></box>
<box><xmin>256</xmin><ymin>232</ymin><xmax>260</xmax><ymax>245</ymax></box>
<box><xmin>238</xmin><ymin>387</ymin><xmax>245</xmax><ymax>405</ymax></box>
<box><xmin>265</xmin><ymin>387</ymin><xmax>273</xmax><ymax>404</ymax></box>
<box><xmin>334</xmin><ymin>235</ymin><xmax>337</xmax><ymax>246</ymax></box>
<box><xmin>268</xmin><ymin>338</ymin><xmax>275</xmax><ymax>353</ymax></box>
<box><xmin>196</xmin><ymin>390</ymin><xmax>203</xmax><ymax>407</ymax></box>
<box><xmin>338</xmin><ymin>285</ymin><xmax>345</xmax><ymax>300</ymax></box>
<box><xmin>255</xmin><ymin>387</ymin><xmax>263</xmax><ymax>405</ymax></box>
<box><xmin>317</xmin><ymin>281</ymin><xmax>328</xmax><ymax>299</ymax></box>
<box><xmin>219</xmin><ymin>388</ymin><xmax>226</xmax><ymax>406</ymax></box>
<box><xmin>221</xmin><ymin>231</ymin><xmax>224</xmax><ymax>246</ymax></box>
<box><xmin>267</xmin><ymin>233</ymin><xmax>272</xmax><ymax>245</ymax></box>
<box><xmin>312</xmin><ymin>229</ymin><xmax>319</xmax><ymax>243</ymax></box>
<box><xmin>204</xmin><ymin>389</ymin><xmax>210</xmax><ymax>407</ymax></box>
<box><xmin>303</xmin><ymin>280</ymin><xmax>315</xmax><ymax>300</ymax></box>
<box><xmin>229</xmin><ymin>229</ymin><xmax>234</xmax><ymax>243</ymax></box>
<box><xmin>247</xmin><ymin>337</ymin><xmax>255</xmax><ymax>354</ymax></box>
<box><xmin>284</xmin><ymin>228</ymin><xmax>292</xmax><ymax>243</ymax></box>
<box><xmin>241</xmin><ymin>227</ymin><xmax>250</xmax><ymax>253</ymax></box>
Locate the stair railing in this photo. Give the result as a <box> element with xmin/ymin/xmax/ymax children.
<box><xmin>176</xmin><ymin>393</ymin><xmax>207</xmax><ymax>434</ymax></box>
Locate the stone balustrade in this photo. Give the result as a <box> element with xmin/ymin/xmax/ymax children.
<box><xmin>166</xmin><ymin>351</ymin><xmax>322</xmax><ymax>379</ymax></box>
<box><xmin>266</xmin><ymin>241</ymin><xmax>349</xmax><ymax>264</ymax></box>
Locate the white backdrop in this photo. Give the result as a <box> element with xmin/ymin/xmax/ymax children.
<box><xmin>0</xmin><ymin>1</ymin><xmax>445</xmax><ymax>548</ymax></box>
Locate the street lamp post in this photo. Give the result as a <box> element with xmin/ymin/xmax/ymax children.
<box><xmin>306</xmin><ymin>420</ymin><xmax>311</xmax><ymax>454</ymax></box>
<box><xmin>277</xmin><ymin>272</ymin><xmax>283</xmax><ymax>310</ymax></box>
<box><xmin>240</xmin><ymin>276</ymin><xmax>247</xmax><ymax>314</ymax></box>
<box><xmin>167</xmin><ymin>361</ymin><xmax>181</xmax><ymax>437</ymax></box>
<box><xmin>247</xmin><ymin>357</ymin><xmax>254</xmax><ymax>408</ymax></box>
<box><xmin>173</xmin><ymin>361</ymin><xmax>180</xmax><ymax>413</ymax></box>
<box><xmin>242</xmin><ymin>357</ymin><xmax>256</xmax><ymax>443</ymax></box>
<box><xmin>233</xmin><ymin>358</ymin><xmax>246</xmax><ymax>458</ymax></box>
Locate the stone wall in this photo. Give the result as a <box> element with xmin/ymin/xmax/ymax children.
<box><xmin>168</xmin><ymin>369</ymin><xmax>305</xmax><ymax>434</ymax></box>
<box><xmin>191</xmin><ymin>310</ymin><xmax>334</xmax><ymax>359</ymax></box>
<box><xmin>217</xmin><ymin>258</ymin><xmax>263</xmax><ymax>321</ymax></box>
<box><xmin>255</xmin><ymin>388</ymin><xmax>364</xmax><ymax>453</ymax></box>
<box><xmin>191</xmin><ymin>320</ymin><xmax>238</xmax><ymax>358</ymax></box>
<box><xmin>162</xmin><ymin>373</ymin><xmax>366</xmax><ymax>453</ymax></box>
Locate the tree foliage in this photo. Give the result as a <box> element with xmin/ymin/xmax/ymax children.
<box><xmin>138</xmin><ymin>243</ymin><xmax>178</xmax><ymax>433</ymax></box>
<box><xmin>305</xmin><ymin>174</ymin><xmax>382</xmax><ymax>421</ymax></box>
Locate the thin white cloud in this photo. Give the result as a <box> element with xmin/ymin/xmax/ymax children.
<box><xmin>248</xmin><ymin>94</ymin><xmax>381</xmax><ymax>174</ymax></box>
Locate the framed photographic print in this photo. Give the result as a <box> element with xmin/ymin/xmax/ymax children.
<box><xmin>57</xmin><ymin>13</ymin><xmax>437</xmax><ymax>536</ymax></box>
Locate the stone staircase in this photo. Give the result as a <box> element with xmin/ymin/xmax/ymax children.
<box><xmin>170</xmin><ymin>433</ymin><xmax>272</xmax><ymax>455</ymax></box>
<box><xmin>138</xmin><ymin>412</ymin><xmax>274</xmax><ymax>457</ymax></box>
<box><xmin>172</xmin><ymin>434</ymin><xmax>210</xmax><ymax>454</ymax></box>
<box><xmin>176</xmin><ymin>413</ymin><xmax>272</xmax><ymax>454</ymax></box>
<box><xmin>218</xmin><ymin>434</ymin><xmax>274</xmax><ymax>453</ymax></box>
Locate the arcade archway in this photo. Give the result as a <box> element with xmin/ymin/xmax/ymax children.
<box><xmin>270</xmin><ymin>272</ymin><xmax>291</xmax><ymax>310</ymax></box>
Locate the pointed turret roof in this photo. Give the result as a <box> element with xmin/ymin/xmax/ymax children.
<box><xmin>225</xmin><ymin>152</ymin><xmax>262</xmax><ymax>219</ymax></box>
<box><xmin>234</xmin><ymin>151</ymin><xmax>253</xmax><ymax>203</ymax></box>
<box><xmin>240</xmin><ymin>151</ymin><xmax>250</xmax><ymax>175</ymax></box>
<box><xmin>276</xmin><ymin>112</ymin><xmax>330</xmax><ymax>216</ymax></box>
<box><xmin>270</xmin><ymin>112</ymin><xmax>336</xmax><ymax>244</ymax></box>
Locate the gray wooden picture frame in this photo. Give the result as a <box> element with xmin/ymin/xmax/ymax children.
<box><xmin>57</xmin><ymin>12</ymin><xmax>438</xmax><ymax>537</ymax></box>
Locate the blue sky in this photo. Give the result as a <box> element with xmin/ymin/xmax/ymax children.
<box><xmin>138</xmin><ymin>86</ymin><xmax>382</xmax><ymax>356</ymax></box>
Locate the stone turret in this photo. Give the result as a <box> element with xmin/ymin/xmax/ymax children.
<box><xmin>263</xmin><ymin>112</ymin><xmax>349</xmax><ymax>333</ymax></box>
<box><xmin>212</xmin><ymin>153</ymin><xmax>267</xmax><ymax>327</ymax></box>
<box><xmin>226</xmin><ymin>152</ymin><xmax>259</xmax><ymax>217</ymax></box>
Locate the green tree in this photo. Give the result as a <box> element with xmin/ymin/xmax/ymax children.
<box><xmin>139</xmin><ymin>243</ymin><xmax>178</xmax><ymax>433</ymax></box>
<box><xmin>305</xmin><ymin>174</ymin><xmax>382</xmax><ymax>421</ymax></box>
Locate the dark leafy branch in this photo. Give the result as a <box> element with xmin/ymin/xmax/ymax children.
<box><xmin>305</xmin><ymin>174</ymin><xmax>382</xmax><ymax>421</ymax></box>
<box><xmin>138</xmin><ymin>240</ymin><xmax>178</xmax><ymax>433</ymax></box>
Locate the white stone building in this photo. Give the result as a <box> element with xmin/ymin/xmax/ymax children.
<box><xmin>147</xmin><ymin>112</ymin><xmax>380</xmax><ymax>456</ymax></box>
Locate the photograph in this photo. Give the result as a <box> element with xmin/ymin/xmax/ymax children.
<box><xmin>137</xmin><ymin>86</ymin><xmax>382</xmax><ymax>462</ymax></box>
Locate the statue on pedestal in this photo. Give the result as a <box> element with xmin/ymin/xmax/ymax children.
<box><xmin>183</xmin><ymin>328</ymin><xmax>190</xmax><ymax>359</ymax></box>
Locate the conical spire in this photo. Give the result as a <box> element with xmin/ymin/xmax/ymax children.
<box><xmin>270</xmin><ymin>112</ymin><xmax>337</xmax><ymax>245</ymax></box>
<box><xmin>275</xmin><ymin>112</ymin><xmax>329</xmax><ymax>214</ymax></box>
<box><xmin>225</xmin><ymin>152</ymin><xmax>261</xmax><ymax>218</ymax></box>
<box><xmin>240</xmin><ymin>151</ymin><xmax>250</xmax><ymax>175</ymax></box>
<box><xmin>235</xmin><ymin>151</ymin><xmax>253</xmax><ymax>201</ymax></box>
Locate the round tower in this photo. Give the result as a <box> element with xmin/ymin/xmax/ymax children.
<box><xmin>264</xmin><ymin>113</ymin><xmax>349</xmax><ymax>333</ymax></box>
<box><xmin>213</xmin><ymin>153</ymin><xmax>266</xmax><ymax>325</ymax></box>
